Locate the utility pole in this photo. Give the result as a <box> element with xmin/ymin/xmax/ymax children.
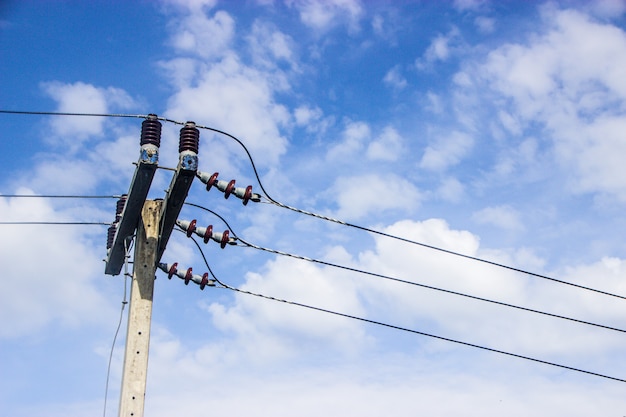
<box><xmin>105</xmin><ymin>116</ymin><xmax>199</xmax><ymax>417</ymax></box>
<box><xmin>118</xmin><ymin>199</ymin><xmax>161</xmax><ymax>417</ymax></box>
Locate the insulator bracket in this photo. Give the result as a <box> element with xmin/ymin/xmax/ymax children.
<box><xmin>177</xmin><ymin>218</ymin><xmax>236</xmax><ymax>247</ymax></box>
<box><xmin>196</xmin><ymin>171</ymin><xmax>261</xmax><ymax>204</ymax></box>
<box><xmin>157</xmin><ymin>262</ymin><xmax>215</xmax><ymax>289</ymax></box>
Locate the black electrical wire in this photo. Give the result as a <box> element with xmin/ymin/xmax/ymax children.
<box><xmin>181</xmin><ymin>232</ymin><xmax>626</xmax><ymax>384</ymax></box>
<box><xmin>183</xmin><ymin>203</ymin><xmax>626</xmax><ymax>335</ymax></box>
<box><xmin>187</xmin><ymin>125</ymin><xmax>626</xmax><ymax>302</ymax></box>
<box><xmin>0</xmin><ymin>109</ymin><xmax>148</xmax><ymax>119</ymax></box>
<box><xmin>0</xmin><ymin>221</ymin><xmax>111</xmax><ymax>225</ymax></box>
<box><xmin>3</xmin><ymin>110</ymin><xmax>623</xmax><ymax>300</ymax></box>
<box><xmin>0</xmin><ymin>194</ymin><xmax>120</xmax><ymax>199</ymax></box>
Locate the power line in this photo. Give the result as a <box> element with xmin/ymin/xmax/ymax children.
<box><xmin>4</xmin><ymin>110</ymin><xmax>623</xmax><ymax>301</ymax></box>
<box><xmin>0</xmin><ymin>221</ymin><xmax>111</xmax><ymax>225</ymax></box>
<box><xmin>189</xmin><ymin>124</ymin><xmax>626</xmax><ymax>301</ymax></box>
<box><xmin>0</xmin><ymin>194</ymin><xmax>120</xmax><ymax>199</ymax></box>
<box><xmin>178</xmin><ymin>126</ymin><xmax>626</xmax><ymax>301</ymax></box>
<box><xmin>180</xmin><ymin>204</ymin><xmax>626</xmax><ymax>335</ymax></box>
<box><xmin>182</xmin><ymin>233</ymin><xmax>626</xmax><ymax>385</ymax></box>
<box><xmin>221</xmin><ymin>286</ymin><xmax>626</xmax><ymax>383</ymax></box>
<box><xmin>236</xmin><ymin>237</ymin><xmax>626</xmax><ymax>334</ymax></box>
<box><xmin>12</xmin><ymin>110</ymin><xmax>622</xmax><ymax>384</ymax></box>
<box><xmin>0</xmin><ymin>109</ymin><xmax>148</xmax><ymax>119</ymax></box>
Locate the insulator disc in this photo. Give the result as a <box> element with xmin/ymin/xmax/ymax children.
<box><xmin>224</xmin><ymin>180</ymin><xmax>236</xmax><ymax>199</ymax></box>
<box><xmin>106</xmin><ymin>225</ymin><xmax>116</xmax><ymax>249</ymax></box>
<box><xmin>220</xmin><ymin>229</ymin><xmax>230</xmax><ymax>249</ymax></box>
<box><xmin>168</xmin><ymin>262</ymin><xmax>178</xmax><ymax>279</ymax></box>
<box><xmin>200</xmin><ymin>273</ymin><xmax>209</xmax><ymax>290</ymax></box>
<box><xmin>186</xmin><ymin>219</ymin><xmax>197</xmax><ymax>237</ymax></box>
<box><xmin>243</xmin><ymin>185</ymin><xmax>253</xmax><ymax>206</ymax></box>
<box><xmin>206</xmin><ymin>172</ymin><xmax>219</xmax><ymax>191</ymax></box>
<box><xmin>140</xmin><ymin>116</ymin><xmax>162</xmax><ymax>147</ymax></box>
<box><xmin>203</xmin><ymin>225</ymin><xmax>213</xmax><ymax>244</ymax></box>
<box><xmin>116</xmin><ymin>194</ymin><xmax>127</xmax><ymax>218</ymax></box>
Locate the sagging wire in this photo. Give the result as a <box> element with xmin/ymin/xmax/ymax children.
<box><xmin>182</xmin><ymin>203</ymin><xmax>626</xmax><ymax>335</ymax></box>
<box><xmin>103</xmin><ymin>236</ymin><xmax>134</xmax><ymax>417</ymax></box>
<box><xmin>4</xmin><ymin>109</ymin><xmax>624</xmax><ymax>300</ymax></box>
<box><xmin>176</xmin><ymin>228</ymin><xmax>626</xmax><ymax>384</ymax></box>
<box><xmin>185</xmin><ymin>126</ymin><xmax>626</xmax><ymax>302</ymax></box>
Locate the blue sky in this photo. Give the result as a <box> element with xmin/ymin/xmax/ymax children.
<box><xmin>2</xmin><ymin>0</ymin><xmax>626</xmax><ymax>415</ymax></box>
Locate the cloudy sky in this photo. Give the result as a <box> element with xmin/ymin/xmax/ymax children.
<box><xmin>2</xmin><ymin>0</ymin><xmax>626</xmax><ymax>415</ymax></box>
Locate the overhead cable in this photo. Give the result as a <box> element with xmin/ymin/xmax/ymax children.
<box><xmin>188</xmin><ymin>128</ymin><xmax>626</xmax><ymax>301</ymax></box>
<box><xmin>180</xmin><ymin>233</ymin><xmax>626</xmax><ymax>385</ymax></box>
<box><xmin>181</xmin><ymin>204</ymin><xmax>626</xmax><ymax>335</ymax></box>
<box><xmin>0</xmin><ymin>194</ymin><xmax>120</xmax><ymax>199</ymax></box>
<box><xmin>3</xmin><ymin>110</ymin><xmax>623</xmax><ymax>300</ymax></box>
<box><xmin>0</xmin><ymin>221</ymin><xmax>111</xmax><ymax>225</ymax></box>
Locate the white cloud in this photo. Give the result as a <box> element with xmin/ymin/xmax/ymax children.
<box><xmin>417</xmin><ymin>27</ymin><xmax>462</xmax><ymax>69</ymax></box>
<box><xmin>294</xmin><ymin>104</ymin><xmax>323</xmax><ymax>126</ymax></box>
<box><xmin>247</xmin><ymin>20</ymin><xmax>298</xmax><ymax>71</ymax></box>
<box><xmin>419</xmin><ymin>130</ymin><xmax>474</xmax><ymax>171</ymax></box>
<box><xmin>208</xmin><ymin>256</ymin><xmax>368</xmax><ymax>352</ymax></box>
<box><xmin>453</xmin><ymin>0</ymin><xmax>487</xmax><ymax>12</ymax></box>
<box><xmin>436</xmin><ymin>176</ymin><xmax>465</xmax><ymax>202</ymax></box>
<box><xmin>286</xmin><ymin>0</ymin><xmax>364</xmax><ymax>33</ymax></box>
<box><xmin>158</xmin><ymin>57</ymin><xmax>198</xmax><ymax>89</ymax></box>
<box><xmin>294</xmin><ymin>104</ymin><xmax>334</xmax><ymax>135</ymax></box>
<box><xmin>425</xmin><ymin>91</ymin><xmax>444</xmax><ymax>114</ymax></box>
<box><xmin>326</xmin><ymin>120</ymin><xmax>370</xmax><ymax>160</ymax></box>
<box><xmin>169</xmin><ymin>10</ymin><xmax>235</xmax><ymax>59</ymax></box>
<box><xmin>163</xmin><ymin>0</ymin><xmax>217</xmax><ymax>12</ymax></box>
<box><xmin>473</xmin><ymin>8</ymin><xmax>626</xmax><ymax>200</ymax></box>
<box><xmin>366</xmin><ymin>126</ymin><xmax>404</xmax><ymax>161</ymax></box>
<box><xmin>41</xmin><ymin>81</ymin><xmax>135</xmax><ymax>146</ymax></box>
<box><xmin>383</xmin><ymin>65</ymin><xmax>407</xmax><ymax>90</ymax></box>
<box><xmin>329</xmin><ymin>173</ymin><xmax>421</xmax><ymax>220</ymax></box>
<box><xmin>587</xmin><ymin>0</ymin><xmax>626</xmax><ymax>18</ymax></box>
<box><xmin>0</xmin><ymin>192</ymin><xmax>112</xmax><ymax>338</ymax></box>
<box><xmin>475</xmin><ymin>16</ymin><xmax>495</xmax><ymax>33</ymax></box>
<box><xmin>472</xmin><ymin>205</ymin><xmax>524</xmax><ymax>231</ymax></box>
<box><xmin>165</xmin><ymin>54</ymin><xmax>290</xmax><ymax>168</ymax></box>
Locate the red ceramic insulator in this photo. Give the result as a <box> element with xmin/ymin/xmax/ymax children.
<box><xmin>168</xmin><ymin>263</ymin><xmax>178</xmax><ymax>279</ymax></box>
<box><xmin>224</xmin><ymin>180</ymin><xmax>236</xmax><ymax>199</ymax></box>
<box><xmin>220</xmin><ymin>229</ymin><xmax>230</xmax><ymax>249</ymax></box>
<box><xmin>242</xmin><ymin>185</ymin><xmax>253</xmax><ymax>206</ymax></box>
<box><xmin>200</xmin><ymin>273</ymin><xmax>209</xmax><ymax>290</ymax></box>
<box><xmin>206</xmin><ymin>172</ymin><xmax>219</xmax><ymax>191</ymax></box>
<box><xmin>186</xmin><ymin>219</ymin><xmax>197</xmax><ymax>237</ymax></box>
<box><xmin>203</xmin><ymin>225</ymin><xmax>213</xmax><ymax>244</ymax></box>
<box><xmin>184</xmin><ymin>267</ymin><xmax>193</xmax><ymax>285</ymax></box>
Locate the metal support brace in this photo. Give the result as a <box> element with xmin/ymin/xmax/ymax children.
<box><xmin>156</xmin><ymin>151</ymin><xmax>197</xmax><ymax>262</ymax></box>
<box><xmin>105</xmin><ymin>148</ymin><xmax>158</xmax><ymax>275</ymax></box>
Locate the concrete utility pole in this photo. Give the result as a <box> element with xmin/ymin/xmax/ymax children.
<box><xmin>118</xmin><ymin>200</ymin><xmax>162</xmax><ymax>417</ymax></box>
<box><xmin>105</xmin><ymin>117</ymin><xmax>199</xmax><ymax>417</ymax></box>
